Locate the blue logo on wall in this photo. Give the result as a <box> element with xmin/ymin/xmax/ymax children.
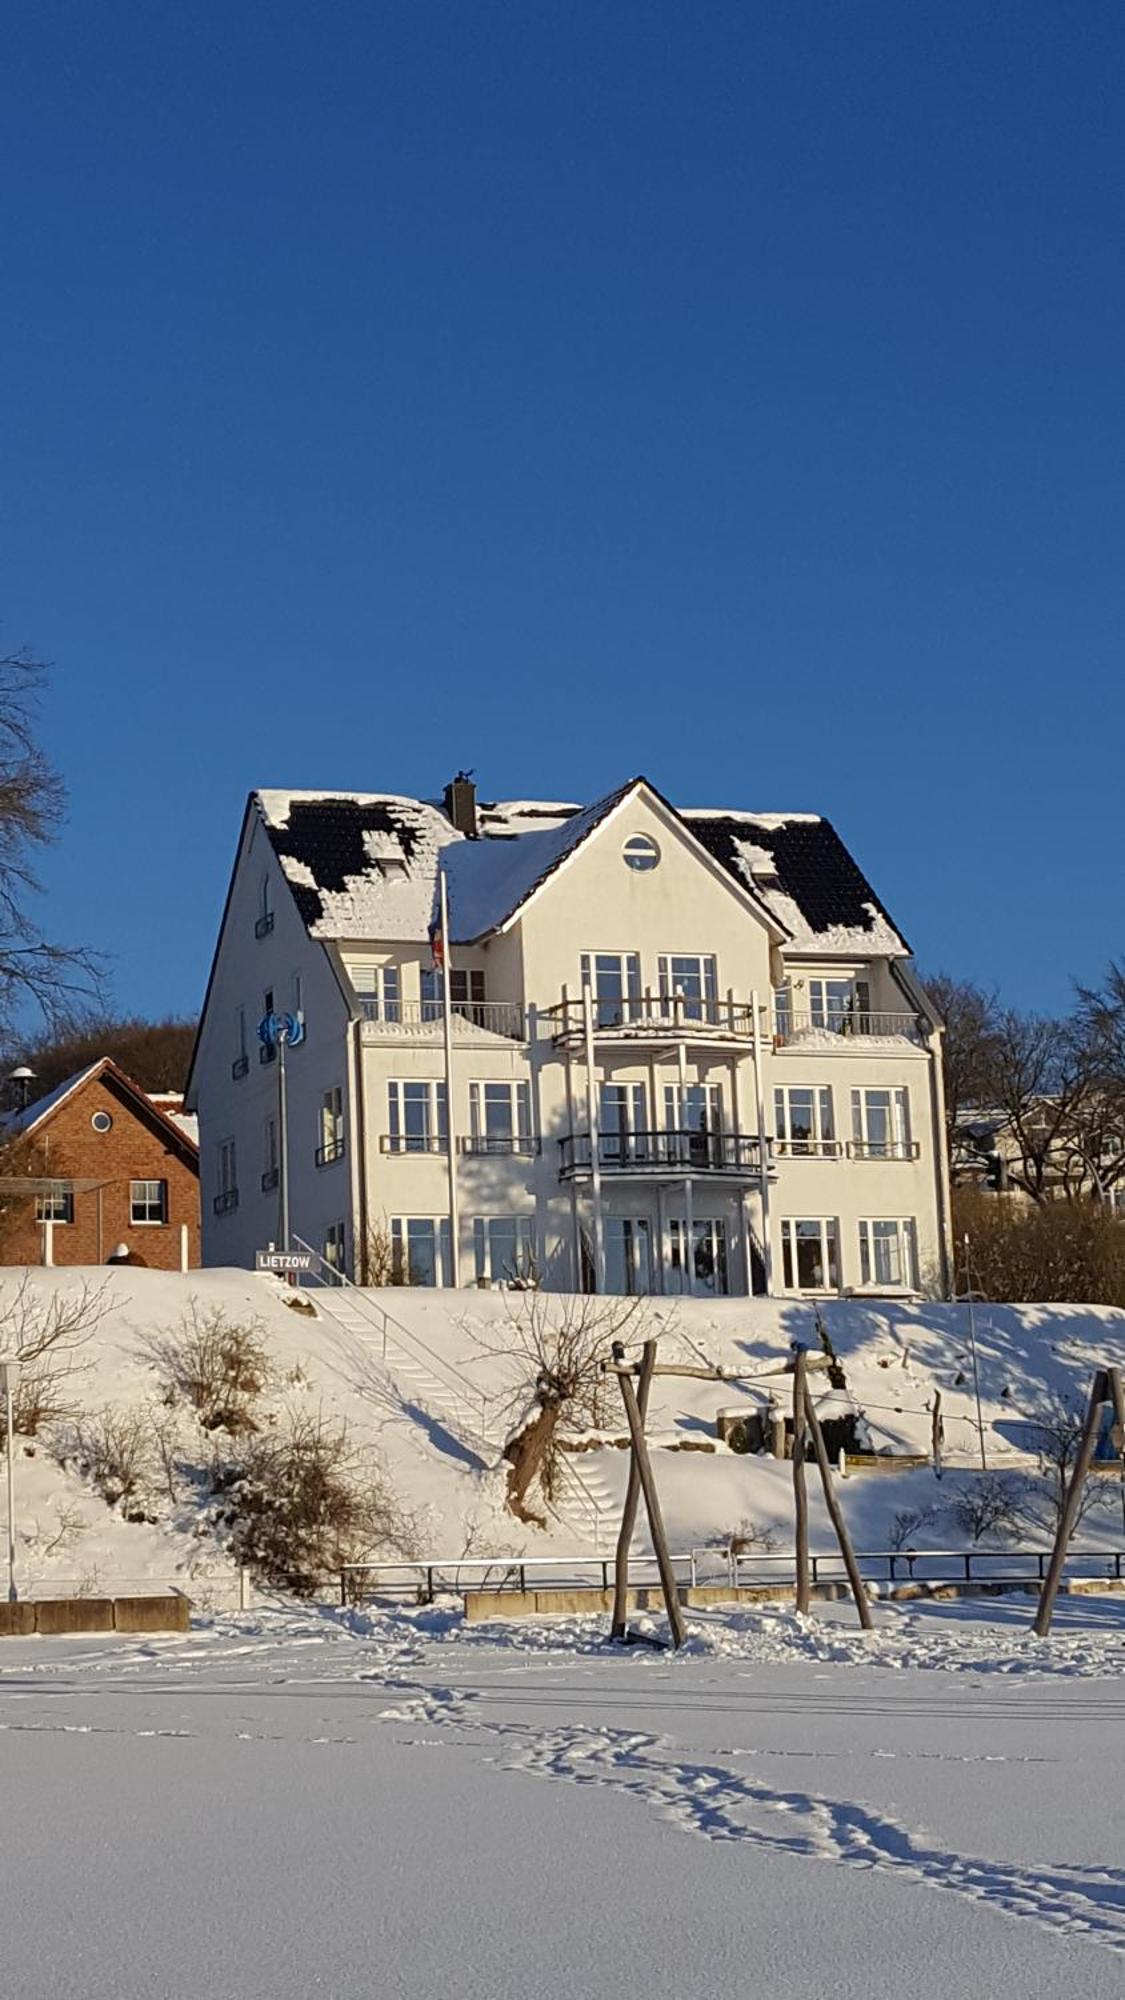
<box><xmin>258</xmin><ymin>1012</ymin><xmax>305</xmax><ymax>1048</ymax></box>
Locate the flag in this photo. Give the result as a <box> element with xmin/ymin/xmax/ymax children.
<box><xmin>428</xmin><ymin>913</ymin><xmax>445</xmax><ymax>973</ymax></box>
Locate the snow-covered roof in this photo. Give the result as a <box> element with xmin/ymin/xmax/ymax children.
<box><xmin>255</xmin><ymin>780</ymin><xmax>908</xmax><ymax>957</ymax></box>
<box><xmin>1</xmin><ymin>1064</ymin><xmax>103</xmax><ymax>1136</ymax></box>
<box><xmin>1</xmin><ymin>1061</ymin><xmax>200</xmax><ymax>1157</ymax></box>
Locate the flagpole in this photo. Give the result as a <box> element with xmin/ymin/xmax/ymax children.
<box><xmin>439</xmin><ymin>864</ymin><xmax>461</xmax><ymax>1286</ymax></box>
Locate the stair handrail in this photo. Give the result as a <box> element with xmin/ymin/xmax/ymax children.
<box><xmin>552</xmin><ymin>1453</ymin><xmax>603</xmax><ymax>1551</ymax></box>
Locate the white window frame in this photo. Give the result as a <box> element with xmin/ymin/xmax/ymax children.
<box><xmin>663</xmin><ymin>1082</ymin><xmax>724</xmax><ymax>1167</ymax></box>
<box><xmin>774</xmin><ymin>1085</ymin><xmax>837</xmax><ymax>1156</ymax></box>
<box><xmin>422</xmin><ymin>965</ymin><xmax>485</xmax><ymax>1022</ymax></box>
<box><xmin>472</xmin><ymin>1215</ymin><xmax>537</xmax><ymax>1284</ymax></box>
<box><xmin>602</xmin><ymin>1216</ymin><xmax>655</xmax><ymax>1295</ymax></box>
<box><xmin>807</xmin><ymin>974</ymin><xmax>870</xmax><ymax>1031</ymax></box>
<box><xmin>851</xmin><ymin>1088</ymin><xmax>913</xmax><ymax>1160</ymax></box>
<box><xmin>599</xmin><ymin>1082</ymin><xmax>649</xmax><ymax>1164</ymax></box>
<box><xmin>858</xmin><ymin>1218</ymin><xmax>918</xmax><ymax>1291</ymax></box>
<box><xmin>324</xmin><ymin>1220</ymin><xmax>347</xmax><ymax>1275</ymax></box>
<box><xmin>467</xmin><ymin>1081</ymin><xmax>534</xmax><ymax>1155</ymax></box>
<box><xmin>130</xmin><ymin>1179</ymin><xmax>167</xmax><ymax>1226</ymax></box>
<box><xmin>657</xmin><ymin>953</ymin><xmax>719</xmax><ymax>1023</ymax></box>
<box><xmin>580</xmin><ymin>951</ymin><xmax>641</xmax><ymax>1027</ymax></box>
<box><xmin>390</xmin><ymin>1216</ymin><xmax>453</xmax><ymax>1287</ymax></box>
<box><xmin>780</xmin><ymin>1217</ymin><xmax>840</xmax><ymax>1293</ymax></box>
<box><xmin>318</xmin><ymin>1086</ymin><xmax>345</xmax><ymax>1164</ymax></box>
<box><xmin>35</xmin><ymin>1188</ymin><xmax>73</xmax><ymax>1225</ymax></box>
<box><xmin>387</xmin><ymin>1080</ymin><xmax>448</xmax><ymax>1153</ymax></box>
<box><xmin>353</xmin><ymin>963</ymin><xmax>401</xmax><ymax>1023</ymax></box>
<box><xmin>668</xmin><ymin>1217</ymin><xmax>729</xmax><ymax>1296</ymax></box>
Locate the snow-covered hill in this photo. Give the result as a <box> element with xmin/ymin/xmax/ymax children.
<box><xmin>1</xmin><ymin>1265</ymin><xmax>1123</xmax><ymax>1602</ymax></box>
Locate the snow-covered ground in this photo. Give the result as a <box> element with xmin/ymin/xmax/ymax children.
<box><xmin>1</xmin><ymin>1597</ymin><xmax>1123</xmax><ymax>1997</ymax></box>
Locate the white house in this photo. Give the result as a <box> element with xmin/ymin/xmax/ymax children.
<box><xmin>185</xmin><ymin>775</ymin><xmax>953</xmax><ymax>1298</ymax></box>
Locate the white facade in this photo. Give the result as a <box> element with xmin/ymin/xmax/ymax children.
<box><xmin>187</xmin><ymin>779</ymin><xmax>953</xmax><ymax>1299</ymax></box>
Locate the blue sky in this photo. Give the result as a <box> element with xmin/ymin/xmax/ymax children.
<box><xmin>2</xmin><ymin>4</ymin><xmax>1122</xmax><ymax>1025</ymax></box>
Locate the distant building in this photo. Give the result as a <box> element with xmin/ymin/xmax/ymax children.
<box><xmin>0</xmin><ymin>1059</ymin><xmax>201</xmax><ymax>1267</ymax></box>
<box><xmin>187</xmin><ymin>773</ymin><xmax>952</xmax><ymax>1297</ymax></box>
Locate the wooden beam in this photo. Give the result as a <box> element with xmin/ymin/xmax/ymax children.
<box><xmin>1033</xmin><ymin>1369</ymin><xmax>1108</xmax><ymax>1638</ymax></box>
<box><xmin>803</xmin><ymin>1380</ymin><xmax>873</xmax><ymax>1631</ymax></box>
<box><xmin>792</xmin><ymin>1347</ymin><xmax>810</xmax><ymax>1616</ymax></box>
<box><xmin>611</xmin><ymin>1340</ymin><xmax>656</xmax><ymax>1641</ymax></box>
<box><xmin>611</xmin><ymin>1340</ymin><xmax>687</xmax><ymax>1650</ymax></box>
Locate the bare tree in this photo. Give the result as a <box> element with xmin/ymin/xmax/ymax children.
<box><xmin>473</xmin><ymin>1290</ymin><xmax>649</xmax><ymax>1525</ymax></box>
<box><xmin>8</xmin><ymin>1011</ymin><xmax>197</xmax><ymax>1096</ymax></box>
<box><xmin>0</xmin><ymin>1273</ymin><xmax>115</xmax><ymax>1435</ymax></box>
<box><xmin>1021</xmin><ymin>1389</ymin><xmax>1113</xmax><ymax>1535</ymax></box>
<box><xmin>919</xmin><ymin>971</ymin><xmax>1001</xmax><ymax>1141</ymax></box>
<box><xmin>0</xmin><ymin>649</ymin><xmax>99</xmax><ymax>1035</ymax></box>
<box><xmin>982</xmin><ymin>1009</ymin><xmax>1097</xmax><ymax>1203</ymax></box>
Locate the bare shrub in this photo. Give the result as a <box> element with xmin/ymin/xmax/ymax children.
<box><xmin>1020</xmin><ymin>1390</ymin><xmax>1114</xmax><ymax>1535</ymax></box>
<box><xmin>725</xmin><ymin>1518</ymin><xmax>779</xmax><ymax>1557</ymax></box>
<box><xmin>473</xmin><ymin>1291</ymin><xmax>650</xmax><ymax>1526</ymax></box>
<box><xmin>889</xmin><ymin>1505</ymin><xmax>940</xmax><ymax>1551</ymax></box>
<box><xmin>223</xmin><ymin>1407</ymin><xmax>418</xmax><ymax>1596</ymax></box>
<box><xmin>947</xmin><ymin>1472</ymin><xmax>1025</xmax><ymax>1544</ymax></box>
<box><xmin>148</xmin><ymin>1303</ymin><xmax>271</xmax><ymax>1434</ymax></box>
<box><xmin>26</xmin><ymin>1499</ymin><xmax>87</xmax><ymax>1562</ymax></box>
<box><xmin>65</xmin><ymin>1407</ymin><xmax>154</xmax><ymax>1511</ymax></box>
<box><xmin>0</xmin><ymin>1275</ymin><xmax>114</xmax><ymax>1436</ymax></box>
<box><xmin>358</xmin><ymin>1215</ymin><xmax>417</xmax><ymax>1286</ymax></box>
<box><xmin>952</xmin><ymin>1189</ymin><xmax>1125</xmax><ymax>1305</ymax></box>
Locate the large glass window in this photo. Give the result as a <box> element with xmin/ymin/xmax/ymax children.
<box><xmin>600</xmin><ymin>1083</ymin><xmax>648</xmax><ymax>1164</ymax></box>
<box><xmin>774</xmin><ymin>1086</ymin><xmax>836</xmax><ymax>1155</ymax></box>
<box><xmin>851</xmin><ymin>1088</ymin><xmax>912</xmax><ymax>1159</ymax></box>
<box><xmin>421</xmin><ymin>966</ymin><xmax>485</xmax><ymax>1023</ymax></box>
<box><xmin>387</xmin><ymin>1081</ymin><xmax>448</xmax><ymax>1153</ymax></box>
<box><xmin>604</xmin><ymin>1217</ymin><xmax>655</xmax><ymax>1295</ymax></box>
<box><xmin>468</xmin><ymin>1081</ymin><xmax>534</xmax><ymax>1154</ymax></box>
<box><xmin>658</xmin><ymin>954</ymin><xmax>718</xmax><ymax>1023</ymax></box>
<box><xmin>780</xmin><ymin>1217</ymin><xmax>840</xmax><ymax>1291</ymax></box>
<box><xmin>130</xmin><ymin>1180</ymin><xmax>167</xmax><ymax>1225</ymax></box>
<box><xmin>353</xmin><ymin>963</ymin><xmax>401</xmax><ymax>1023</ymax></box>
<box><xmin>859</xmin><ymin>1219</ymin><xmax>918</xmax><ymax>1289</ymax></box>
<box><xmin>580</xmin><ymin>951</ymin><xmax>641</xmax><ymax>1028</ymax></box>
<box><xmin>809</xmin><ymin>976</ymin><xmax>870</xmax><ymax>1032</ymax></box>
<box><xmin>473</xmin><ymin>1216</ymin><xmax>536</xmax><ymax>1284</ymax></box>
<box><xmin>390</xmin><ymin>1217</ymin><xmax>452</xmax><ymax>1287</ymax></box>
<box><xmin>663</xmin><ymin>1083</ymin><xmax>723</xmax><ymax>1167</ymax></box>
<box><xmin>668</xmin><ymin>1218</ymin><xmax>729</xmax><ymax>1295</ymax></box>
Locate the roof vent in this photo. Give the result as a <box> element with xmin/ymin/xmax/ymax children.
<box><xmin>444</xmin><ymin>771</ymin><xmax>478</xmax><ymax>840</ymax></box>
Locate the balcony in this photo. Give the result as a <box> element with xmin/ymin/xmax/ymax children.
<box><xmin>213</xmin><ymin>1188</ymin><xmax>239</xmax><ymax>1215</ymax></box>
<box><xmin>315</xmin><ymin>1138</ymin><xmax>346</xmax><ymax>1168</ymax></box>
<box><xmin>772</xmin><ymin>1009</ymin><xmax>926</xmax><ymax>1049</ymax></box>
<box><xmin>359</xmin><ymin>1000</ymin><xmax>526</xmax><ymax>1045</ymax></box>
<box><xmin>543</xmin><ymin>994</ymin><xmax>758</xmax><ymax>1048</ymax></box>
<box><xmin>559</xmin><ymin>1130</ymin><xmax>765</xmax><ymax>1181</ymax></box>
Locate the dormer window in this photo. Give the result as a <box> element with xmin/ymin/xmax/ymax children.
<box><xmin>623</xmin><ymin>834</ymin><xmax>660</xmax><ymax>872</ymax></box>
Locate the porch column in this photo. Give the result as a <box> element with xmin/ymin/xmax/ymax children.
<box><xmin>677</xmin><ymin>1040</ymin><xmax>694</xmax><ymax>1296</ymax></box>
<box><xmin>750</xmin><ymin>988</ymin><xmax>774</xmax><ymax>1294</ymax></box>
<box><xmin>582</xmin><ymin>982</ymin><xmax>605</xmax><ymax>1292</ymax></box>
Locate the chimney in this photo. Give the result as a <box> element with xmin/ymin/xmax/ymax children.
<box><xmin>444</xmin><ymin>771</ymin><xmax>478</xmax><ymax>840</ymax></box>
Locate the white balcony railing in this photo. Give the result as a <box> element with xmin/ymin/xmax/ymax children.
<box><xmin>542</xmin><ymin>995</ymin><xmax>758</xmax><ymax>1044</ymax></box>
<box><xmin>359</xmin><ymin>1000</ymin><xmax>526</xmax><ymax>1043</ymax></box>
<box><xmin>772</xmin><ymin>1009</ymin><xmax>925</xmax><ymax>1047</ymax></box>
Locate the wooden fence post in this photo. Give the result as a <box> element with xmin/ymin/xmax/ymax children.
<box><xmin>1033</xmin><ymin>1369</ymin><xmax>1108</xmax><ymax>1638</ymax></box>
<box><xmin>611</xmin><ymin>1340</ymin><xmax>656</xmax><ymax>1640</ymax></box>
<box><xmin>792</xmin><ymin>1347</ymin><xmax>810</xmax><ymax>1615</ymax></box>
<box><xmin>803</xmin><ymin>1381</ymin><xmax>873</xmax><ymax>1630</ymax></box>
<box><xmin>612</xmin><ymin>1341</ymin><xmax>687</xmax><ymax>1649</ymax></box>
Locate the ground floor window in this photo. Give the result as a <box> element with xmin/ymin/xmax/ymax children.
<box><xmin>858</xmin><ymin>1218</ymin><xmax>918</xmax><ymax>1289</ymax></box>
<box><xmin>473</xmin><ymin>1215</ymin><xmax>536</xmax><ymax>1284</ymax></box>
<box><xmin>668</xmin><ymin>1218</ymin><xmax>729</xmax><ymax>1296</ymax></box>
<box><xmin>324</xmin><ymin>1220</ymin><xmax>347</xmax><ymax>1275</ymax></box>
<box><xmin>35</xmin><ymin>1188</ymin><xmax>73</xmax><ymax>1225</ymax></box>
<box><xmin>130</xmin><ymin>1179</ymin><xmax>167</xmax><ymax>1225</ymax></box>
<box><xmin>603</xmin><ymin>1216</ymin><xmax>655</xmax><ymax>1295</ymax></box>
<box><xmin>390</xmin><ymin>1216</ymin><xmax>452</xmax><ymax>1287</ymax></box>
<box><xmin>781</xmin><ymin>1217</ymin><xmax>839</xmax><ymax>1291</ymax></box>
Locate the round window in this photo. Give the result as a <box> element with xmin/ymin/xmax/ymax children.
<box><xmin>623</xmin><ymin>834</ymin><xmax>660</xmax><ymax>873</ymax></box>
<box><xmin>91</xmin><ymin>1110</ymin><xmax>113</xmax><ymax>1133</ymax></box>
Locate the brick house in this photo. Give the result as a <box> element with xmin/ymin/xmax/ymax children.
<box><xmin>0</xmin><ymin>1059</ymin><xmax>201</xmax><ymax>1268</ymax></box>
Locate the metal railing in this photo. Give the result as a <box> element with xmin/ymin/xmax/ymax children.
<box><xmin>559</xmin><ymin>1129</ymin><xmax>764</xmax><ymax>1178</ymax></box>
<box><xmin>260</xmin><ymin>1167</ymin><xmax>279</xmax><ymax>1191</ymax></box>
<box><xmin>847</xmin><ymin>1139</ymin><xmax>921</xmax><ymax>1161</ymax></box>
<box><xmin>314</xmin><ymin>1138</ymin><xmax>346</xmax><ymax>1167</ymax></box>
<box><xmin>542</xmin><ymin>995</ymin><xmax>758</xmax><ymax>1042</ymax></box>
<box><xmin>729</xmin><ymin>1545</ymin><xmax>1125</xmax><ymax>1588</ymax></box>
<box><xmin>254</xmin><ymin>912</ymin><xmax>274</xmax><ymax>938</ymax></box>
<box><xmin>772</xmin><ymin>1009</ymin><xmax>925</xmax><ymax>1046</ymax></box>
<box><xmin>360</xmin><ymin>1000</ymin><xmax>526</xmax><ymax>1043</ymax></box>
<box><xmin>459</xmin><ymin>1134</ymin><xmax>541</xmax><ymax>1157</ymax></box>
<box><xmin>212</xmin><ymin>1188</ymin><xmax>239</xmax><ymax>1215</ymax></box>
<box><xmin>772</xmin><ymin>1137</ymin><xmax>843</xmax><ymax>1159</ymax></box>
<box><xmin>231</xmin><ymin>1055</ymin><xmax>249</xmax><ymax>1080</ymax></box>
<box><xmin>380</xmin><ymin>1134</ymin><xmax>448</xmax><ymax>1154</ymax></box>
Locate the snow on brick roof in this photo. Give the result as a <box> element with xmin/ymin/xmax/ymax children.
<box><xmin>255</xmin><ymin>783</ymin><xmax>908</xmax><ymax>957</ymax></box>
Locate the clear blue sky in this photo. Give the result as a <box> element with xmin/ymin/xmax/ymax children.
<box><xmin>2</xmin><ymin>3</ymin><xmax>1122</xmax><ymax>1025</ymax></box>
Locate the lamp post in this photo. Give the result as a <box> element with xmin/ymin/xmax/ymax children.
<box><xmin>0</xmin><ymin>1356</ymin><xmax>19</xmax><ymax>1602</ymax></box>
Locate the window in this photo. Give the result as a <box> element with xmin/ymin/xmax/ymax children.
<box><xmin>658</xmin><ymin>954</ymin><xmax>718</xmax><ymax>1024</ymax></box>
<box><xmin>809</xmin><ymin>976</ymin><xmax>870</xmax><ymax>1032</ymax></box>
<box><xmin>623</xmin><ymin>834</ymin><xmax>660</xmax><ymax>872</ymax></box>
<box><xmin>467</xmin><ymin>1081</ymin><xmax>534</xmax><ymax>1154</ymax></box>
<box><xmin>292</xmin><ymin>971</ymin><xmax>304</xmax><ymax>1022</ymax></box>
<box><xmin>859</xmin><ymin>1219</ymin><xmax>918</xmax><ymax>1290</ymax></box>
<box><xmin>324</xmin><ymin>1221</ymin><xmax>347</xmax><ymax>1276</ymax></box>
<box><xmin>130</xmin><ymin>1179</ymin><xmax>167</xmax><ymax>1225</ymax></box>
<box><xmin>262</xmin><ymin>1116</ymin><xmax>279</xmax><ymax>1191</ymax></box>
<box><xmin>232</xmin><ymin>1006</ymin><xmax>249</xmax><ymax>1079</ymax></box>
<box><xmin>215</xmin><ymin>1138</ymin><xmax>238</xmax><ymax>1215</ymax></box>
<box><xmin>851</xmin><ymin>1088</ymin><xmax>912</xmax><ymax>1159</ymax></box>
<box><xmin>663</xmin><ymin>1083</ymin><xmax>723</xmax><ymax>1167</ymax></box>
<box><xmin>317</xmin><ymin>1086</ymin><xmax>345</xmax><ymax>1165</ymax></box>
<box><xmin>259</xmin><ymin>987</ymin><xmax>277</xmax><ymax>1063</ymax></box>
<box><xmin>600</xmin><ymin>1083</ymin><xmax>648</xmax><ymax>1164</ymax></box>
<box><xmin>35</xmin><ymin>1188</ymin><xmax>73</xmax><ymax>1225</ymax></box>
<box><xmin>603</xmin><ymin>1217</ymin><xmax>654</xmax><ymax>1295</ymax></box>
<box><xmin>781</xmin><ymin>1218</ymin><xmax>840</xmax><ymax>1291</ymax></box>
<box><xmin>387</xmin><ymin>1080</ymin><xmax>448</xmax><ymax>1153</ymax></box>
<box><xmin>580</xmin><ymin>951</ymin><xmax>641</xmax><ymax>1028</ymax></box>
<box><xmin>473</xmin><ymin>1216</ymin><xmax>536</xmax><ymax>1284</ymax></box>
<box><xmin>390</xmin><ymin>1217</ymin><xmax>452</xmax><ymax>1287</ymax></box>
<box><xmin>775</xmin><ymin>1086</ymin><xmax>836</xmax><ymax>1156</ymax></box>
<box><xmin>668</xmin><ymin>1219</ymin><xmax>729</xmax><ymax>1296</ymax></box>
<box><xmin>353</xmin><ymin>963</ymin><xmax>401</xmax><ymax>1024</ymax></box>
<box><xmin>255</xmin><ymin>874</ymin><xmax>274</xmax><ymax>938</ymax></box>
<box><xmin>421</xmin><ymin>966</ymin><xmax>485</xmax><ymax>1023</ymax></box>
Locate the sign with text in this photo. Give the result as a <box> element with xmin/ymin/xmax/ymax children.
<box><xmin>255</xmin><ymin>1249</ymin><xmax>312</xmax><ymax>1275</ymax></box>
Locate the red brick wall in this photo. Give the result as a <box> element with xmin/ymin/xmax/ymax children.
<box><xmin>1</xmin><ymin>1072</ymin><xmax>201</xmax><ymax>1270</ymax></box>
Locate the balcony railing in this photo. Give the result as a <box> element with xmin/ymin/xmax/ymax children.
<box><xmin>213</xmin><ymin>1188</ymin><xmax>239</xmax><ymax>1215</ymax></box>
<box><xmin>772</xmin><ymin>1009</ymin><xmax>925</xmax><ymax>1047</ymax></box>
<box><xmin>459</xmin><ymin>1135</ymin><xmax>541</xmax><ymax>1157</ymax></box>
<box><xmin>543</xmin><ymin>995</ymin><xmax>758</xmax><ymax>1045</ymax></box>
<box><xmin>315</xmin><ymin>1138</ymin><xmax>346</xmax><ymax>1168</ymax></box>
<box><xmin>772</xmin><ymin>1137</ymin><xmax>844</xmax><ymax>1159</ymax></box>
<box><xmin>261</xmin><ymin>1167</ymin><xmax>279</xmax><ymax>1191</ymax></box>
<box><xmin>847</xmin><ymin>1139</ymin><xmax>921</xmax><ymax>1161</ymax></box>
<box><xmin>380</xmin><ymin>1134</ymin><xmax>448</xmax><ymax>1155</ymax></box>
<box><xmin>359</xmin><ymin>1000</ymin><xmax>526</xmax><ymax>1043</ymax></box>
<box><xmin>231</xmin><ymin>1054</ymin><xmax>249</xmax><ymax>1080</ymax></box>
<box><xmin>254</xmin><ymin>912</ymin><xmax>274</xmax><ymax>939</ymax></box>
<box><xmin>559</xmin><ymin>1130</ymin><xmax>765</xmax><ymax>1180</ymax></box>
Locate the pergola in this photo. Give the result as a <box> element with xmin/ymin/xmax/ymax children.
<box><xmin>0</xmin><ymin>1177</ymin><xmax>119</xmax><ymax>1263</ymax></box>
